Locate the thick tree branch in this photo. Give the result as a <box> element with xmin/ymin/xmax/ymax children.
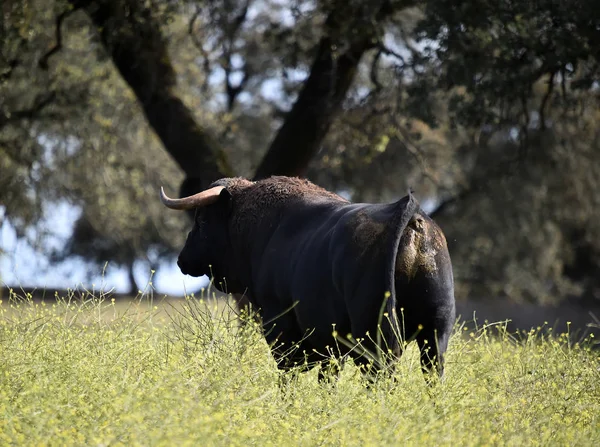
<box><xmin>254</xmin><ymin>0</ymin><xmax>406</xmax><ymax>180</ymax></box>
<box><xmin>39</xmin><ymin>6</ymin><xmax>81</xmax><ymax>69</ymax></box>
<box><xmin>378</xmin><ymin>42</ymin><xmax>407</xmax><ymax>64</ymax></box>
<box><xmin>370</xmin><ymin>49</ymin><xmax>384</xmax><ymax>94</ymax></box>
<box><xmin>539</xmin><ymin>71</ymin><xmax>556</xmax><ymax>130</ymax></box>
<box><xmin>71</xmin><ymin>0</ymin><xmax>233</xmax><ymax>191</ymax></box>
<box><xmin>222</xmin><ymin>1</ymin><xmax>251</xmax><ymax>112</ymax></box>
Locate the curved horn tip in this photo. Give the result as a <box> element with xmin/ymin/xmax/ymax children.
<box><xmin>160</xmin><ymin>185</ymin><xmax>225</xmax><ymax>210</ymax></box>
<box><xmin>159</xmin><ymin>186</ymin><xmax>168</xmax><ymax>200</ymax></box>
<box><xmin>160</xmin><ymin>186</ymin><xmax>177</xmax><ymax>208</ymax></box>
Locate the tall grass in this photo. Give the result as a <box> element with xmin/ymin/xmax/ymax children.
<box><xmin>1</xmin><ymin>290</ymin><xmax>598</xmax><ymax>446</ymax></box>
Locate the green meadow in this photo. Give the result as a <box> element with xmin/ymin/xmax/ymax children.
<box><xmin>1</xmin><ymin>291</ymin><xmax>598</xmax><ymax>446</ymax></box>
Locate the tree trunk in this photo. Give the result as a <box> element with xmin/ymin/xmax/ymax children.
<box><xmin>253</xmin><ymin>37</ymin><xmax>368</xmax><ymax>180</ymax></box>
<box><xmin>254</xmin><ymin>0</ymin><xmax>399</xmax><ymax>180</ymax></box>
<box><xmin>127</xmin><ymin>262</ymin><xmax>138</xmax><ymax>297</ymax></box>
<box><xmin>72</xmin><ymin>0</ymin><xmax>233</xmax><ymax>192</ymax></box>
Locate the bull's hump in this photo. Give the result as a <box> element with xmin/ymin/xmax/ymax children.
<box><xmin>250</xmin><ymin>176</ymin><xmax>349</xmax><ymax>204</ymax></box>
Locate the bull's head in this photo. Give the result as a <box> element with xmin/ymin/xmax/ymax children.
<box><xmin>160</xmin><ymin>184</ymin><xmax>232</xmax><ymax>280</ymax></box>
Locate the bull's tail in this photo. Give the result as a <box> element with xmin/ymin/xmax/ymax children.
<box><xmin>379</xmin><ymin>190</ymin><xmax>419</xmax><ymax>362</ymax></box>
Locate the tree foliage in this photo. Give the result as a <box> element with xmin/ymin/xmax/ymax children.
<box><xmin>1</xmin><ymin>0</ymin><xmax>599</xmax><ymax>304</ymax></box>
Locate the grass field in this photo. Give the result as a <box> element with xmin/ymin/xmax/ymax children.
<box><xmin>1</xmin><ymin>290</ymin><xmax>599</xmax><ymax>446</ymax></box>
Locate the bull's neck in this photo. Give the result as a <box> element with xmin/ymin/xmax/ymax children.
<box><xmin>226</xmin><ymin>206</ymin><xmax>289</xmax><ymax>297</ymax></box>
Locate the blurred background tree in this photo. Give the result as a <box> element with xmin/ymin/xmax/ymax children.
<box><xmin>1</xmin><ymin>0</ymin><xmax>599</xmax><ymax>306</ymax></box>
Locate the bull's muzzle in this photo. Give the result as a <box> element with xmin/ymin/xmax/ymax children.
<box><xmin>177</xmin><ymin>257</ymin><xmax>204</xmax><ymax>277</ymax></box>
<box><xmin>177</xmin><ymin>257</ymin><xmax>190</xmax><ymax>275</ymax></box>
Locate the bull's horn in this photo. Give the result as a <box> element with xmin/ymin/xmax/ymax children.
<box><xmin>160</xmin><ymin>186</ymin><xmax>225</xmax><ymax>210</ymax></box>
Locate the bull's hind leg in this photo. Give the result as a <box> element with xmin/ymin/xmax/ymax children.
<box><xmin>416</xmin><ymin>326</ymin><xmax>451</xmax><ymax>382</ymax></box>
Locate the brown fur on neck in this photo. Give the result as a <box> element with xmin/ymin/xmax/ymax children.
<box><xmin>225</xmin><ymin>176</ymin><xmax>346</xmax><ymax>230</ymax></box>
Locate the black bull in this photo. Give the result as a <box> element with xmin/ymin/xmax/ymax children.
<box><xmin>162</xmin><ymin>176</ymin><xmax>456</xmax><ymax>379</ymax></box>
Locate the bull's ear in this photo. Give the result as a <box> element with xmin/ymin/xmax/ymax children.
<box><xmin>217</xmin><ymin>188</ymin><xmax>233</xmax><ymax>215</ymax></box>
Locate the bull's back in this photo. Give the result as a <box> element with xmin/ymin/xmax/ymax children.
<box><xmin>251</xmin><ymin>202</ymin><xmax>351</xmax><ymax>321</ymax></box>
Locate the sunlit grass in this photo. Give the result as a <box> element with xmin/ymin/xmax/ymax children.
<box><xmin>0</xmin><ymin>290</ymin><xmax>598</xmax><ymax>446</ymax></box>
